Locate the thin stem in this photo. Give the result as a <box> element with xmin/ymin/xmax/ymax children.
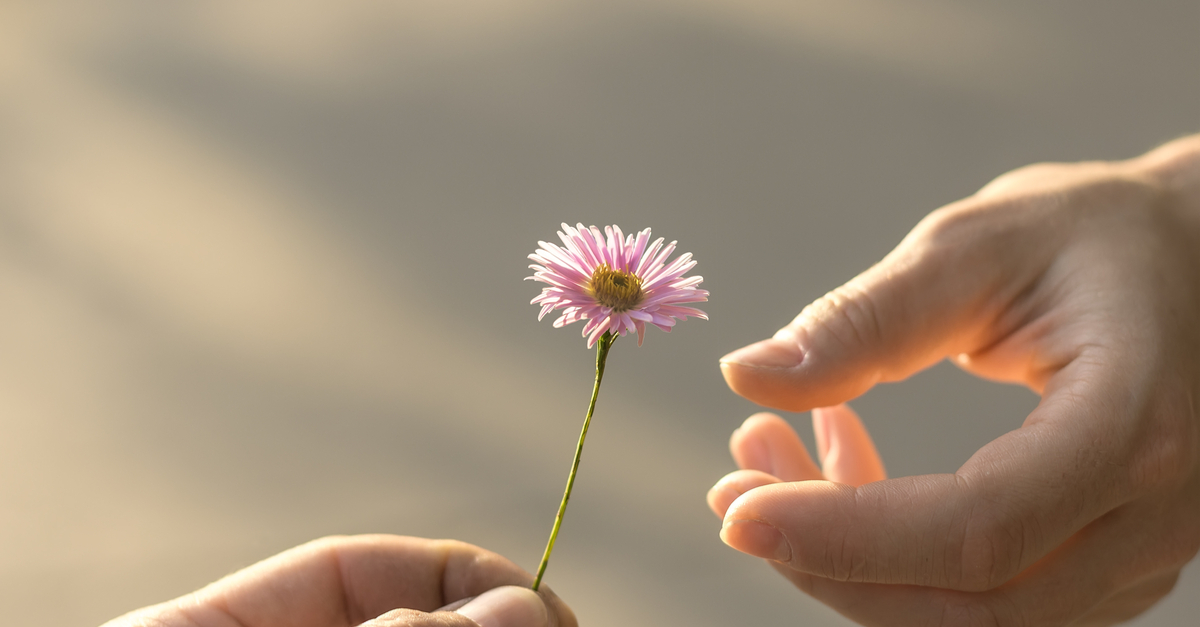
<box><xmin>531</xmin><ymin>331</ymin><xmax>616</xmax><ymax>591</ymax></box>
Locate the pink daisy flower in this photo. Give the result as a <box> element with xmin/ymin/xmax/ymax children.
<box><xmin>528</xmin><ymin>223</ymin><xmax>709</xmax><ymax>347</ymax></box>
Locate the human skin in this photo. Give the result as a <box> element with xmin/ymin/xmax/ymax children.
<box><xmin>709</xmin><ymin>134</ymin><xmax>1200</xmax><ymax>625</ymax></box>
<box><xmin>102</xmin><ymin>535</ymin><xmax>577</xmax><ymax>627</ymax></box>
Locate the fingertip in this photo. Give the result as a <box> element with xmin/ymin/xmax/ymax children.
<box><xmin>731</xmin><ymin>413</ymin><xmax>823</xmax><ymax>482</ymax></box>
<box><xmin>455</xmin><ymin>586</ymin><xmax>548</xmax><ymax>627</ymax></box>
<box><xmin>721</xmin><ymin>337</ymin><xmax>877</xmax><ymax>411</ymax></box>
<box><xmin>719</xmin><ymin>518</ymin><xmax>792</xmax><ymax>563</ymax></box>
<box><xmin>720</xmin><ymin>338</ymin><xmax>814</xmax><ymax>410</ymax></box>
<box><xmin>741</xmin><ymin>411</ymin><xmax>787</xmax><ymax>428</ymax></box>
<box><xmin>707</xmin><ymin>484</ymin><xmax>746</xmax><ymax>519</ymax></box>
<box><xmin>729</xmin><ymin>416</ymin><xmax>774</xmax><ymax>473</ymax></box>
<box><xmin>721</xmin><ymin>337</ymin><xmax>806</xmax><ymax>369</ymax></box>
<box><xmin>526</xmin><ymin>583</ymin><xmax>577</xmax><ymax>627</ymax></box>
<box><xmin>706</xmin><ymin>485</ymin><xmax>732</xmax><ymax>518</ymax></box>
<box><xmin>707</xmin><ymin>470</ymin><xmax>782</xmax><ymax>518</ymax></box>
<box><xmin>720</xmin><ymin>482</ymin><xmax>773</xmax><ymax>527</ymax></box>
<box><xmin>724</xmin><ymin>479</ymin><xmax>849</xmax><ymax>526</ymax></box>
<box><xmin>812</xmin><ymin>404</ymin><xmax>887</xmax><ymax>486</ymax></box>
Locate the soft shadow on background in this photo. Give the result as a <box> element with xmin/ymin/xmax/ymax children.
<box><xmin>0</xmin><ymin>1</ymin><xmax>1197</xmax><ymax>625</ymax></box>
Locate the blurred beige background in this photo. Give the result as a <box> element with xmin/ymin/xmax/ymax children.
<box><xmin>1</xmin><ymin>1</ymin><xmax>1197</xmax><ymax>625</ymax></box>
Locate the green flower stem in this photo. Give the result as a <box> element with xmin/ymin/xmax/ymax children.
<box><xmin>531</xmin><ymin>331</ymin><xmax>616</xmax><ymax>592</ymax></box>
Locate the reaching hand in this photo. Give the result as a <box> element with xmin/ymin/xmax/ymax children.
<box><xmin>102</xmin><ymin>535</ymin><xmax>576</xmax><ymax>627</ymax></box>
<box><xmin>709</xmin><ymin>135</ymin><xmax>1200</xmax><ymax>626</ymax></box>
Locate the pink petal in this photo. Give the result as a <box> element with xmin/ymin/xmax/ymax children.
<box><xmin>628</xmin><ymin>229</ymin><xmax>651</xmax><ymax>270</ymax></box>
<box><xmin>641</xmin><ymin>252</ymin><xmax>693</xmax><ymax>288</ymax></box>
<box><xmin>657</xmin><ymin>305</ymin><xmax>709</xmax><ymax>320</ymax></box>
<box><xmin>530</xmin><ymin>224</ymin><xmax>707</xmax><ymax>347</ymax></box>
<box><xmin>638</xmin><ymin>240</ymin><xmax>677</xmax><ymax>280</ymax></box>
<box><xmin>633</xmin><ymin>237</ymin><xmax>664</xmax><ymax>276</ymax></box>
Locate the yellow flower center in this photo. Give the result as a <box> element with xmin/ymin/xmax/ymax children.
<box><xmin>587</xmin><ymin>264</ymin><xmax>644</xmax><ymax>312</ymax></box>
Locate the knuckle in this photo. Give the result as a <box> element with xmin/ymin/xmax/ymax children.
<box><xmin>1157</xmin><ymin>503</ymin><xmax>1200</xmax><ymax>568</ymax></box>
<box><xmin>918</xmin><ymin>202</ymin><xmax>995</xmax><ymax>247</ymax></box>
<box><xmin>808</xmin><ymin>283</ymin><xmax>886</xmax><ymax>355</ymax></box>
<box><xmin>1150</xmin><ymin>572</ymin><xmax>1182</xmax><ymax>602</ymax></box>
<box><xmin>1128</xmin><ymin>393</ymin><xmax>1199</xmax><ymax>494</ymax></box>
<box><xmin>308</xmin><ymin>534</ymin><xmax>350</xmax><ymax>546</ymax></box>
<box><xmin>294</xmin><ymin>534</ymin><xmax>351</xmax><ymax>557</ymax></box>
<box><xmin>808</xmin><ymin>499</ymin><xmax>881</xmax><ymax>583</ymax></box>
<box><xmin>916</xmin><ymin>190</ymin><xmax>1038</xmax><ymax>243</ymax></box>
<box><xmin>954</xmin><ymin>503</ymin><xmax>1028</xmax><ymax>592</ymax></box>
<box><xmin>1182</xmin><ymin>521</ymin><xmax>1200</xmax><ymax>563</ymax></box>
<box><xmin>976</xmin><ymin>161</ymin><xmax>1072</xmax><ymax>197</ymax></box>
<box><xmin>817</xmin><ymin>524</ymin><xmax>865</xmax><ymax>582</ymax></box>
<box><xmin>934</xmin><ymin>592</ymin><xmax>1023</xmax><ymax>627</ymax></box>
<box><xmin>904</xmin><ymin>209</ymin><xmax>979</xmax><ymax>272</ymax></box>
<box><xmin>902</xmin><ymin>199</ymin><xmax>1039</xmax><ymax>296</ymax></box>
<box><xmin>913</xmin><ymin>196</ymin><xmax>1042</xmax><ymax>263</ymax></box>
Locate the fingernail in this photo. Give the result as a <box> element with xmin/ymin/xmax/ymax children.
<box><xmin>720</xmin><ymin>520</ymin><xmax>792</xmax><ymax>562</ymax></box>
<box><xmin>720</xmin><ymin>339</ymin><xmax>804</xmax><ymax>369</ymax></box>
<box><xmin>456</xmin><ymin>586</ymin><xmax>547</xmax><ymax>627</ymax></box>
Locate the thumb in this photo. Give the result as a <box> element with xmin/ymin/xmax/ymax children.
<box><xmin>453</xmin><ymin>587</ymin><xmax>549</xmax><ymax>627</ymax></box>
<box><xmin>365</xmin><ymin>587</ymin><xmax>549</xmax><ymax>627</ymax></box>
<box><xmin>719</xmin><ymin>205</ymin><xmax>1042</xmax><ymax>411</ymax></box>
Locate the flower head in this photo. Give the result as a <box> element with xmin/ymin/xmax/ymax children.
<box><xmin>528</xmin><ymin>223</ymin><xmax>708</xmax><ymax>347</ymax></box>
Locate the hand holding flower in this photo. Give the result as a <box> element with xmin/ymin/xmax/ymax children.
<box><xmin>103</xmin><ymin>535</ymin><xmax>576</xmax><ymax>627</ymax></box>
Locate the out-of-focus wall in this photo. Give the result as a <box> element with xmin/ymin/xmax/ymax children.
<box><xmin>0</xmin><ymin>1</ymin><xmax>1196</xmax><ymax>625</ymax></box>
